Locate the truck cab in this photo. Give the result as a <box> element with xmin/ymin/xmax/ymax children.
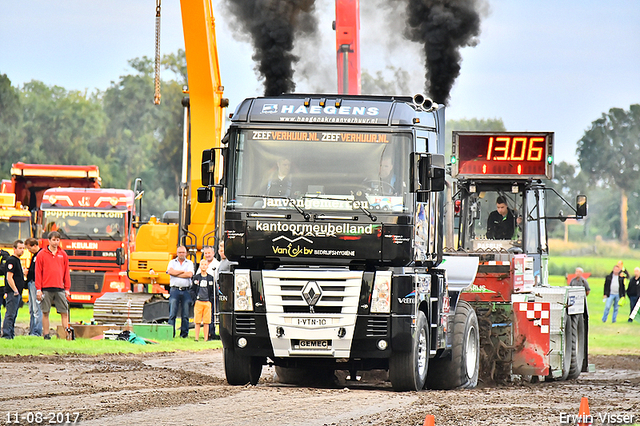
<box><xmin>200</xmin><ymin>94</ymin><xmax>482</xmax><ymax>391</ymax></box>
<box><xmin>39</xmin><ymin>188</ymin><xmax>135</xmax><ymax>304</ymax></box>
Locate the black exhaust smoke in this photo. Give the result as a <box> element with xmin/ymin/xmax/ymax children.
<box><xmin>404</xmin><ymin>0</ymin><xmax>482</xmax><ymax>105</ymax></box>
<box><xmin>223</xmin><ymin>0</ymin><xmax>318</xmax><ymax>96</ymax></box>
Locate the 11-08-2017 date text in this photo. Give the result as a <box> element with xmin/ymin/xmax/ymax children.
<box><xmin>4</xmin><ymin>412</ymin><xmax>80</xmax><ymax>425</ymax></box>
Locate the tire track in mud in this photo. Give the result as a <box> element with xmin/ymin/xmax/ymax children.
<box><xmin>1</xmin><ymin>352</ymin><xmax>639</xmax><ymax>425</ymax></box>
<box><xmin>1</xmin><ymin>352</ymin><xmax>238</xmax><ymax>422</ymax></box>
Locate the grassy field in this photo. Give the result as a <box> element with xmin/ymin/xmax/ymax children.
<box><xmin>0</xmin><ymin>305</ymin><xmax>222</xmax><ymax>356</ymax></box>
<box><xmin>554</xmin><ymin>275</ymin><xmax>640</xmax><ymax>355</ymax></box>
<box><xmin>546</xmin><ymin>244</ymin><xmax>640</xmax><ymax>354</ymax></box>
<box><xmin>549</xmin><ymin>255</ymin><xmax>640</xmax><ymax>277</ymax></box>
<box><xmin>1</xmin><ymin>266</ymin><xmax>638</xmax><ymax>356</ymax></box>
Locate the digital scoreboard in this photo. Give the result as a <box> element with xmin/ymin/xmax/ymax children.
<box><xmin>451</xmin><ymin>132</ymin><xmax>554</xmax><ymax>179</ymax></box>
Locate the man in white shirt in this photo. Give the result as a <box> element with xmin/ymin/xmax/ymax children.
<box><xmin>167</xmin><ymin>245</ymin><xmax>194</xmax><ymax>338</ymax></box>
<box><xmin>197</xmin><ymin>245</ymin><xmax>220</xmax><ymax>275</ymax></box>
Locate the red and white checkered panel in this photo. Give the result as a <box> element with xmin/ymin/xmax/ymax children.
<box><xmin>517</xmin><ymin>302</ymin><xmax>551</xmax><ymax>334</ymax></box>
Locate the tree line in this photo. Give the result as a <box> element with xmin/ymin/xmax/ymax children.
<box><xmin>0</xmin><ymin>55</ymin><xmax>639</xmax><ymax>245</ymax></box>
<box><xmin>0</xmin><ymin>52</ymin><xmax>188</xmax><ymax>219</ymax></box>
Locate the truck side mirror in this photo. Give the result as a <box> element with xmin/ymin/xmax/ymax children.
<box><xmin>411</xmin><ymin>153</ymin><xmax>445</xmax><ymax>192</ymax></box>
<box><xmin>576</xmin><ymin>194</ymin><xmax>587</xmax><ymax>218</ymax></box>
<box><xmin>201</xmin><ymin>149</ymin><xmax>215</xmax><ymax>186</ymax></box>
<box><xmin>115</xmin><ymin>247</ymin><xmax>125</xmax><ymax>266</ymax></box>
<box><xmin>197</xmin><ymin>187</ymin><xmax>213</xmax><ymax>204</ymax></box>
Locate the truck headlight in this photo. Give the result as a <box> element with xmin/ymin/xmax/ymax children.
<box><xmin>371</xmin><ymin>271</ymin><xmax>391</xmax><ymax>313</ymax></box>
<box><xmin>234</xmin><ymin>270</ymin><xmax>253</xmax><ymax>311</ymax></box>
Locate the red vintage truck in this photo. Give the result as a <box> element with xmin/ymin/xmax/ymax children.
<box><xmin>5</xmin><ymin>163</ymin><xmax>135</xmax><ymax>304</ymax></box>
<box><xmin>39</xmin><ymin>187</ymin><xmax>136</xmax><ymax>304</ymax></box>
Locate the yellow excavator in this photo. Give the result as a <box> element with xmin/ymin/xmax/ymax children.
<box><xmin>94</xmin><ymin>0</ymin><xmax>227</xmax><ymax>324</ymax></box>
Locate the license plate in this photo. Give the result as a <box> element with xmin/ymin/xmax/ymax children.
<box><xmin>293</xmin><ymin>339</ymin><xmax>332</xmax><ymax>350</ymax></box>
<box><xmin>285</xmin><ymin>317</ymin><xmax>339</xmax><ymax>327</ymax></box>
<box><xmin>294</xmin><ymin>317</ymin><xmax>329</xmax><ymax>326</ymax></box>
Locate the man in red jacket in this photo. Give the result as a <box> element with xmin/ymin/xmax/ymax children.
<box><xmin>35</xmin><ymin>231</ymin><xmax>71</xmax><ymax>340</ymax></box>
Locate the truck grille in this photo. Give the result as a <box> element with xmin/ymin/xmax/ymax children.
<box><xmin>235</xmin><ymin>315</ymin><xmax>257</xmax><ymax>334</ymax></box>
<box><xmin>366</xmin><ymin>317</ymin><xmax>389</xmax><ymax>337</ymax></box>
<box><xmin>262</xmin><ymin>270</ymin><xmax>362</xmax><ymax>315</ymax></box>
<box><xmin>70</xmin><ymin>271</ymin><xmax>105</xmax><ymax>293</ymax></box>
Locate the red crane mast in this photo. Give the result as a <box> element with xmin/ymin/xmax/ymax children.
<box><xmin>334</xmin><ymin>0</ymin><xmax>360</xmax><ymax>95</ymax></box>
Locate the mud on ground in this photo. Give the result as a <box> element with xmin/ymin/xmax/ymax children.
<box><xmin>1</xmin><ymin>351</ymin><xmax>639</xmax><ymax>425</ymax></box>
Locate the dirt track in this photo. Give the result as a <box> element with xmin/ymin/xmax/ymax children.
<box><xmin>1</xmin><ymin>351</ymin><xmax>639</xmax><ymax>425</ymax></box>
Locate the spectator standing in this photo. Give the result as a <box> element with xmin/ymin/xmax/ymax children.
<box><xmin>617</xmin><ymin>260</ymin><xmax>630</xmax><ymax>279</ymax></box>
<box><xmin>198</xmin><ymin>245</ymin><xmax>220</xmax><ymax>275</ymax></box>
<box><xmin>569</xmin><ymin>267</ymin><xmax>591</xmax><ymax>296</ymax></box>
<box><xmin>215</xmin><ymin>240</ymin><xmax>236</xmax><ymax>284</ymax></box>
<box><xmin>36</xmin><ymin>231</ymin><xmax>71</xmax><ymax>339</ymax></box>
<box><xmin>25</xmin><ymin>238</ymin><xmax>42</xmax><ymax>336</ymax></box>
<box><xmin>167</xmin><ymin>245</ymin><xmax>194</xmax><ymax>338</ymax></box>
<box><xmin>627</xmin><ymin>267</ymin><xmax>640</xmax><ymax>323</ymax></box>
<box><xmin>1</xmin><ymin>240</ymin><xmax>26</xmax><ymax>339</ymax></box>
<box><xmin>602</xmin><ymin>264</ymin><xmax>626</xmax><ymax>323</ymax></box>
<box><xmin>191</xmin><ymin>258</ymin><xmax>214</xmax><ymax>341</ymax></box>
<box><xmin>0</xmin><ymin>249</ymin><xmax>10</xmax><ymax>308</ymax></box>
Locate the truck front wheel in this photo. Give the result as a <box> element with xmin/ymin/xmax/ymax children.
<box><xmin>426</xmin><ymin>300</ymin><xmax>480</xmax><ymax>389</ymax></box>
<box><xmin>389</xmin><ymin>310</ymin><xmax>429</xmax><ymax>391</ymax></box>
<box><xmin>223</xmin><ymin>346</ymin><xmax>262</xmax><ymax>385</ymax></box>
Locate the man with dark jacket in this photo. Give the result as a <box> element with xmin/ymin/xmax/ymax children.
<box><xmin>36</xmin><ymin>231</ymin><xmax>71</xmax><ymax>339</ymax></box>
<box><xmin>627</xmin><ymin>267</ymin><xmax>640</xmax><ymax>322</ymax></box>
<box><xmin>486</xmin><ymin>196</ymin><xmax>517</xmax><ymax>240</ymax></box>
<box><xmin>25</xmin><ymin>238</ymin><xmax>42</xmax><ymax>336</ymax></box>
<box><xmin>603</xmin><ymin>264</ymin><xmax>626</xmax><ymax>323</ymax></box>
<box><xmin>2</xmin><ymin>240</ymin><xmax>26</xmax><ymax>339</ymax></box>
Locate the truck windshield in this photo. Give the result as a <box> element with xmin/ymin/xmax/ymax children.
<box><xmin>228</xmin><ymin>129</ymin><xmax>412</xmax><ymax>213</ymax></box>
<box><xmin>42</xmin><ymin>210</ymin><xmax>126</xmax><ymax>241</ymax></box>
<box><xmin>0</xmin><ymin>218</ymin><xmax>31</xmax><ymax>245</ymax></box>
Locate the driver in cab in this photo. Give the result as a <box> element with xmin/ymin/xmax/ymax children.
<box><xmin>486</xmin><ymin>196</ymin><xmax>520</xmax><ymax>239</ymax></box>
<box><xmin>266</xmin><ymin>157</ymin><xmax>294</xmax><ymax>198</ymax></box>
<box><xmin>365</xmin><ymin>155</ymin><xmax>401</xmax><ymax>196</ymax></box>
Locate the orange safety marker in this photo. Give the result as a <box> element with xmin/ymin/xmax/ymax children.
<box><xmin>423</xmin><ymin>414</ymin><xmax>435</xmax><ymax>426</ymax></box>
<box><xmin>578</xmin><ymin>397</ymin><xmax>592</xmax><ymax>426</ymax></box>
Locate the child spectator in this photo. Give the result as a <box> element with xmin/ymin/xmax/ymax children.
<box><xmin>191</xmin><ymin>259</ymin><xmax>215</xmax><ymax>341</ymax></box>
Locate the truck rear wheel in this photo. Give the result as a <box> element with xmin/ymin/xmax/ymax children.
<box><xmin>567</xmin><ymin>313</ymin><xmax>585</xmax><ymax>380</ymax></box>
<box><xmin>389</xmin><ymin>310</ymin><xmax>429</xmax><ymax>391</ymax></box>
<box><xmin>426</xmin><ymin>300</ymin><xmax>480</xmax><ymax>389</ymax></box>
<box><xmin>223</xmin><ymin>347</ymin><xmax>262</xmax><ymax>385</ymax></box>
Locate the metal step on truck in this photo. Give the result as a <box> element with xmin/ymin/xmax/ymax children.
<box><xmin>198</xmin><ymin>94</ymin><xmax>482</xmax><ymax>391</ymax></box>
<box><xmin>448</xmin><ymin>131</ymin><xmax>589</xmax><ymax>383</ymax></box>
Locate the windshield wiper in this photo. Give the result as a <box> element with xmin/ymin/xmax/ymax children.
<box><xmin>357</xmin><ymin>205</ymin><xmax>377</xmax><ymax>222</ymax></box>
<box><xmin>237</xmin><ymin>194</ymin><xmax>310</xmax><ymax>221</ymax></box>
<box><xmin>238</xmin><ymin>194</ymin><xmax>377</xmax><ymax>222</ymax></box>
<box><xmin>286</xmin><ymin>197</ymin><xmax>310</xmax><ymax>221</ymax></box>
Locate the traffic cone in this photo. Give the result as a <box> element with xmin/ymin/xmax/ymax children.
<box><xmin>577</xmin><ymin>397</ymin><xmax>592</xmax><ymax>426</ymax></box>
<box><xmin>423</xmin><ymin>414</ymin><xmax>435</xmax><ymax>426</ymax></box>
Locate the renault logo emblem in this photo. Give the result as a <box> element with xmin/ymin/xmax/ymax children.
<box><xmin>302</xmin><ymin>281</ymin><xmax>322</xmax><ymax>306</ymax></box>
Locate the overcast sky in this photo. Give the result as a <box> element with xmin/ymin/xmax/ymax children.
<box><xmin>1</xmin><ymin>0</ymin><xmax>638</xmax><ymax>165</ymax></box>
